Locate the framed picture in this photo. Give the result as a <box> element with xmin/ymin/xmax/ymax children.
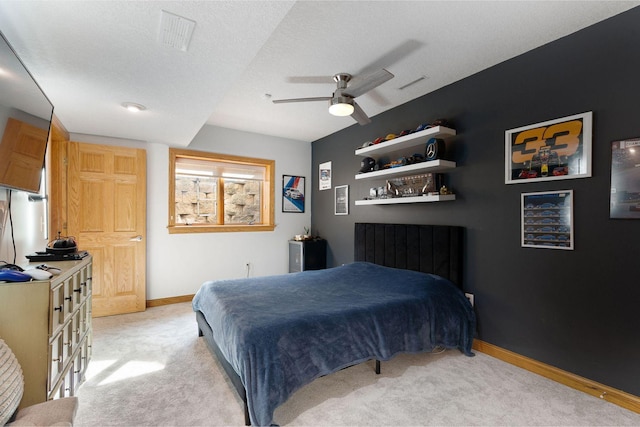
<box><xmin>610</xmin><ymin>138</ymin><xmax>640</xmax><ymax>219</ymax></box>
<box><xmin>505</xmin><ymin>111</ymin><xmax>592</xmax><ymax>184</ymax></box>
<box><xmin>319</xmin><ymin>161</ymin><xmax>332</xmax><ymax>190</ymax></box>
<box><xmin>521</xmin><ymin>190</ymin><xmax>573</xmax><ymax>250</ymax></box>
<box><xmin>282</xmin><ymin>175</ymin><xmax>305</xmax><ymax>213</ymax></box>
<box><xmin>334</xmin><ymin>185</ymin><xmax>349</xmax><ymax>215</ymax></box>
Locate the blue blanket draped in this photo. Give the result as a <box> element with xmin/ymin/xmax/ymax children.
<box><xmin>192</xmin><ymin>262</ymin><xmax>475</xmax><ymax>426</ymax></box>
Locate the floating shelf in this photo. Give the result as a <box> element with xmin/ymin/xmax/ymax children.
<box><xmin>354</xmin><ymin>125</ymin><xmax>458</xmax><ymax>206</ymax></box>
<box><xmin>355</xmin><ymin>194</ymin><xmax>456</xmax><ymax>205</ymax></box>
<box><xmin>355</xmin><ymin>159</ymin><xmax>456</xmax><ymax>180</ymax></box>
<box><xmin>355</xmin><ymin>125</ymin><xmax>456</xmax><ymax>158</ymax></box>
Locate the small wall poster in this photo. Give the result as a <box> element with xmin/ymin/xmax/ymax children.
<box><xmin>334</xmin><ymin>185</ymin><xmax>349</xmax><ymax>215</ymax></box>
<box><xmin>610</xmin><ymin>138</ymin><xmax>640</xmax><ymax>219</ymax></box>
<box><xmin>282</xmin><ymin>175</ymin><xmax>305</xmax><ymax>213</ymax></box>
<box><xmin>319</xmin><ymin>161</ymin><xmax>332</xmax><ymax>190</ymax></box>
<box><xmin>521</xmin><ymin>190</ymin><xmax>574</xmax><ymax>250</ymax></box>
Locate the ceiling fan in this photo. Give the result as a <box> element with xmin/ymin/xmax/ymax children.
<box><xmin>272</xmin><ymin>69</ymin><xmax>394</xmax><ymax>125</ymax></box>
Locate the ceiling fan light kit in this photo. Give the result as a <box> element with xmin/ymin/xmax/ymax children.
<box><xmin>328</xmin><ymin>97</ymin><xmax>354</xmax><ymax>116</ymax></box>
<box><xmin>273</xmin><ymin>68</ymin><xmax>394</xmax><ymax>125</ymax></box>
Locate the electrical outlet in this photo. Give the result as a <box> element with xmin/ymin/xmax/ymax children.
<box><xmin>0</xmin><ymin>200</ymin><xmax>7</xmax><ymax>233</ymax></box>
<box><xmin>464</xmin><ymin>292</ymin><xmax>474</xmax><ymax>307</ymax></box>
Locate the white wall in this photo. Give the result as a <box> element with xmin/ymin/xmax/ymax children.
<box><xmin>0</xmin><ymin>189</ymin><xmax>48</xmax><ymax>264</ymax></box>
<box><xmin>72</xmin><ymin>124</ymin><xmax>312</xmax><ymax>300</ymax></box>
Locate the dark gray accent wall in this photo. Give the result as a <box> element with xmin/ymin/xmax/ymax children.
<box><xmin>311</xmin><ymin>8</ymin><xmax>640</xmax><ymax>397</ymax></box>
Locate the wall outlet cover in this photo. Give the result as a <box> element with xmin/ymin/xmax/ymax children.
<box><xmin>464</xmin><ymin>292</ymin><xmax>474</xmax><ymax>307</ymax></box>
<box><xmin>0</xmin><ymin>200</ymin><xmax>7</xmax><ymax>244</ymax></box>
<box><xmin>0</xmin><ymin>200</ymin><xmax>7</xmax><ymax>229</ymax></box>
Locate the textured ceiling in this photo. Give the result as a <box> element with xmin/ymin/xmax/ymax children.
<box><xmin>0</xmin><ymin>1</ymin><xmax>638</xmax><ymax>146</ymax></box>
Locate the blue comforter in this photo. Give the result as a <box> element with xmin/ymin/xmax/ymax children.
<box><xmin>192</xmin><ymin>262</ymin><xmax>475</xmax><ymax>426</ymax></box>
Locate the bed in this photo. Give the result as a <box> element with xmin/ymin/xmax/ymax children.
<box><xmin>193</xmin><ymin>223</ymin><xmax>475</xmax><ymax>426</ymax></box>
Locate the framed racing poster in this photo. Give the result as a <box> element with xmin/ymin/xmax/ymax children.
<box><xmin>505</xmin><ymin>112</ymin><xmax>592</xmax><ymax>184</ymax></box>
<box><xmin>282</xmin><ymin>175</ymin><xmax>305</xmax><ymax>213</ymax></box>
<box><xmin>334</xmin><ymin>185</ymin><xmax>349</xmax><ymax>215</ymax></box>
<box><xmin>319</xmin><ymin>161</ymin><xmax>332</xmax><ymax>190</ymax></box>
<box><xmin>521</xmin><ymin>190</ymin><xmax>574</xmax><ymax>250</ymax></box>
<box><xmin>610</xmin><ymin>138</ymin><xmax>640</xmax><ymax>219</ymax></box>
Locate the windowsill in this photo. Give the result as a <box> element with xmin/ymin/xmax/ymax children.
<box><xmin>167</xmin><ymin>224</ymin><xmax>275</xmax><ymax>234</ymax></box>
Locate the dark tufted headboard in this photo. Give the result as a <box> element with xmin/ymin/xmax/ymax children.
<box><xmin>354</xmin><ymin>223</ymin><xmax>464</xmax><ymax>288</ymax></box>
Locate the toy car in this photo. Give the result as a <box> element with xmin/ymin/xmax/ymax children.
<box><xmin>518</xmin><ymin>169</ymin><xmax>538</xmax><ymax>179</ymax></box>
<box><xmin>553</xmin><ymin>166</ymin><xmax>569</xmax><ymax>176</ymax></box>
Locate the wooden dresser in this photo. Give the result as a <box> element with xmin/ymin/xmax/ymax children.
<box><xmin>0</xmin><ymin>256</ymin><xmax>92</xmax><ymax>408</ymax></box>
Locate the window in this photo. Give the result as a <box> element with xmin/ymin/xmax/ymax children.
<box><xmin>168</xmin><ymin>148</ymin><xmax>275</xmax><ymax>233</ymax></box>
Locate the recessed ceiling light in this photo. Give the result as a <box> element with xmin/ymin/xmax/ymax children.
<box><xmin>122</xmin><ymin>102</ymin><xmax>146</xmax><ymax>113</ymax></box>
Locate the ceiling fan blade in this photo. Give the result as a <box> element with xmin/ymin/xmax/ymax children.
<box><xmin>351</xmin><ymin>101</ymin><xmax>371</xmax><ymax>125</ymax></box>
<box><xmin>272</xmin><ymin>96</ymin><xmax>332</xmax><ymax>104</ymax></box>
<box><xmin>286</xmin><ymin>76</ymin><xmax>334</xmax><ymax>84</ymax></box>
<box><xmin>343</xmin><ymin>68</ymin><xmax>394</xmax><ymax>98</ymax></box>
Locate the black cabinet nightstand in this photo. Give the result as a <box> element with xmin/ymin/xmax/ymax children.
<box><xmin>288</xmin><ymin>239</ymin><xmax>327</xmax><ymax>272</ymax></box>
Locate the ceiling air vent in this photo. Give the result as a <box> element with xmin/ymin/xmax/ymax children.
<box><xmin>159</xmin><ymin>10</ymin><xmax>196</xmax><ymax>52</ymax></box>
<box><xmin>398</xmin><ymin>75</ymin><xmax>428</xmax><ymax>91</ymax></box>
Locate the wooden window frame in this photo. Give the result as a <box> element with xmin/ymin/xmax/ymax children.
<box><xmin>168</xmin><ymin>148</ymin><xmax>275</xmax><ymax>234</ymax></box>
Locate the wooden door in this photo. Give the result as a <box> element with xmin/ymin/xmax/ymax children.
<box><xmin>67</xmin><ymin>141</ymin><xmax>146</xmax><ymax>317</ymax></box>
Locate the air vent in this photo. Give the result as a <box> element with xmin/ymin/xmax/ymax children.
<box><xmin>398</xmin><ymin>75</ymin><xmax>428</xmax><ymax>91</ymax></box>
<box><xmin>159</xmin><ymin>10</ymin><xmax>196</xmax><ymax>52</ymax></box>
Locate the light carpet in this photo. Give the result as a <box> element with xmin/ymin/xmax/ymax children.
<box><xmin>74</xmin><ymin>302</ymin><xmax>640</xmax><ymax>426</ymax></box>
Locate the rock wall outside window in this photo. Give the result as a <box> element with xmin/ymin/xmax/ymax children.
<box><xmin>175</xmin><ymin>177</ymin><xmax>261</xmax><ymax>224</ymax></box>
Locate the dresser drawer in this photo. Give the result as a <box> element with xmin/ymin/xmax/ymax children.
<box><xmin>78</xmin><ymin>302</ymin><xmax>88</xmax><ymax>338</ymax></box>
<box><xmin>50</xmin><ymin>282</ymin><xmax>65</xmax><ymax>335</ymax></box>
<box><xmin>48</xmin><ymin>376</ymin><xmax>66</xmax><ymax>400</ymax></box>
<box><xmin>73</xmin><ymin>338</ymin><xmax>89</xmax><ymax>388</ymax></box>
<box><xmin>72</xmin><ymin>309</ymin><xmax>82</xmax><ymax>347</ymax></box>
<box><xmin>79</xmin><ymin>264</ymin><xmax>92</xmax><ymax>300</ymax></box>
<box><xmin>83</xmin><ymin>298</ymin><xmax>93</xmax><ymax>338</ymax></box>
<box><xmin>85</xmin><ymin>326</ymin><xmax>93</xmax><ymax>362</ymax></box>
<box><xmin>62</xmin><ymin>276</ymin><xmax>77</xmax><ymax>319</ymax></box>
<box><xmin>71</xmin><ymin>273</ymin><xmax>83</xmax><ymax>307</ymax></box>
<box><xmin>63</xmin><ymin>360</ymin><xmax>75</xmax><ymax>398</ymax></box>
<box><xmin>62</xmin><ymin>318</ymin><xmax>73</xmax><ymax>362</ymax></box>
<box><xmin>49</xmin><ymin>367</ymin><xmax>73</xmax><ymax>400</ymax></box>
<box><xmin>48</xmin><ymin>330</ymin><xmax>64</xmax><ymax>395</ymax></box>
